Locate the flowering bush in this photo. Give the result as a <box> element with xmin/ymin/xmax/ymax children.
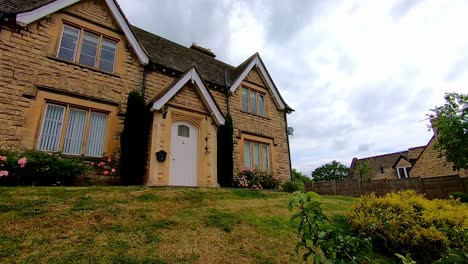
<box><xmin>233</xmin><ymin>169</ymin><xmax>280</xmax><ymax>190</ymax></box>
<box><xmin>0</xmin><ymin>150</ymin><xmax>89</xmax><ymax>186</ymax></box>
<box><xmin>89</xmin><ymin>152</ymin><xmax>120</xmax><ymax>177</ymax></box>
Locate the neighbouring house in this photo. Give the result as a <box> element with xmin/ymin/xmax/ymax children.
<box><xmin>348</xmin><ymin>134</ymin><xmax>466</xmax><ymax>181</ymax></box>
<box><xmin>0</xmin><ymin>0</ymin><xmax>294</xmax><ymax>187</ymax></box>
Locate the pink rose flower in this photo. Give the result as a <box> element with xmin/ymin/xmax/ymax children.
<box><xmin>107</xmin><ymin>158</ymin><xmax>111</xmax><ymax>163</ymax></box>
<box><xmin>0</xmin><ymin>171</ymin><xmax>8</xmax><ymax>177</ymax></box>
<box><xmin>0</xmin><ymin>156</ymin><xmax>7</xmax><ymax>162</ymax></box>
<box><xmin>17</xmin><ymin>157</ymin><xmax>27</xmax><ymax>168</ymax></box>
<box><xmin>90</xmin><ymin>162</ymin><xmax>95</xmax><ymax>166</ymax></box>
<box><xmin>103</xmin><ymin>171</ymin><xmax>109</xmax><ymax>175</ymax></box>
<box><xmin>111</xmin><ymin>168</ymin><xmax>116</xmax><ymax>173</ymax></box>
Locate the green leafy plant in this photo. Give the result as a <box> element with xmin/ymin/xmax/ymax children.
<box><xmin>120</xmin><ymin>91</ymin><xmax>151</xmax><ymax>185</ymax></box>
<box><xmin>292</xmin><ymin>169</ymin><xmax>312</xmax><ymax>183</ymax></box>
<box><xmin>281</xmin><ymin>181</ymin><xmax>305</xmax><ymax>193</ymax></box>
<box><xmin>348</xmin><ymin>190</ymin><xmax>468</xmax><ymax>263</ymax></box>
<box><xmin>395</xmin><ymin>253</ymin><xmax>417</xmax><ymax>264</ymax></box>
<box><xmin>0</xmin><ymin>150</ymin><xmax>89</xmax><ymax>186</ymax></box>
<box><xmin>288</xmin><ymin>192</ymin><xmax>373</xmax><ymax>263</ymax></box>
<box><xmin>90</xmin><ymin>152</ymin><xmax>120</xmax><ymax>177</ymax></box>
<box><xmin>353</xmin><ymin>160</ymin><xmax>374</xmax><ymax>182</ymax></box>
<box><xmin>450</xmin><ymin>191</ymin><xmax>468</xmax><ymax>203</ymax></box>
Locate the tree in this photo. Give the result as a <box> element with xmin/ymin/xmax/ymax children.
<box><xmin>354</xmin><ymin>160</ymin><xmax>374</xmax><ymax>182</ymax></box>
<box><xmin>429</xmin><ymin>92</ymin><xmax>468</xmax><ymax>170</ymax></box>
<box><xmin>311</xmin><ymin>161</ymin><xmax>349</xmax><ymax>182</ymax></box>
<box><xmin>217</xmin><ymin>114</ymin><xmax>234</xmax><ymax>187</ymax></box>
<box><xmin>292</xmin><ymin>168</ymin><xmax>312</xmax><ymax>183</ymax></box>
<box><xmin>120</xmin><ymin>91</ymin><xmax>151</xmax><ymax>185</ymax></box>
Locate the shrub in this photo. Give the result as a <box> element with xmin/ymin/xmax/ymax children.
<box><xmin>217</xmin><ymin>114</ymin><xmax>234</xmax><ymax>187</ymax></box>
<box><xmin>233</xmin><ymin>169</ymin><xmax>280</xmax><ymax>190</ymax></box>
<box><xmin>347</xmin><ymin>190</ymin><xmax>468</xmax><ymax>263</ymax></box>
<box><xmin>281</xmin><ymin>181</ymin><xmax>304</xmax><ymax>193</ymax></box>
<box><xmin>90</xmin><ymin>152</ymin><xmax>120</xmax><ymax>177</ymax></box>
<box><xmin>451</xmin><ymin>191</ymin><xmax>468</xmax><ymax>203</ymax></box>
<box><xmin>288</xmin><ymin>192</ymin><xmax>373</xmax><ymax>263</ymax></box>
<box><xmin>0</xmin><ymin>150</ymin><xmax>89</xmax><ymax>186</ymax></box>
<box><xmin>120</xmin><ymin>91</ymin><xmax>151</xmax><ymax>185</ymax></box>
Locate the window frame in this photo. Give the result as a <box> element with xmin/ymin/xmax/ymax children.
<box><xmin>57</xmin><ymin>24</ymin><xmax>119</xmax><ymax>73</ymax></box>
<box><xmin>396</xmin><ymin>166</ymin><xmax>411</xmax><ymax>179</ymax></box>
<box><xmin>37</xmin><ymin>102</ymin><xmax>109</xmax><ymax>157</ymax></box>
<box><xmin>241</xmin><ymin>87</ymin><xmax>267</xmax><ymax>117</ymax></box>
<box><xmin>243</xmin><ymin>139</ymin><xmax>271</xmax><ymax>171</ymax></box>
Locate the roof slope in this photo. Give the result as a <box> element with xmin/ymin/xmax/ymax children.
<box><xmin>131</xmin><ymin>26</ymin><xmax>235</xmax><ymax>86</ymax></box>
<box><xmin>0</xmin><ymin>0</ymin><xmax>55</xmax><ymax>14</ymax></box>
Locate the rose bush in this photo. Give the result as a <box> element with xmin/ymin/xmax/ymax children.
<box><xmin>233</xmin><ymin>169</ymin><xmax>281</xmax><ymax>190</ymax></box>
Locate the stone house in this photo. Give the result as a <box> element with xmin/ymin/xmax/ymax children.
<box><xmin>0</xmin><ymin>0</ymin><xmax>294</xmax><ymax>187</ymax></box>
<box><xmin>348</xmin><ymin>134</ymin><xmax>466</xmax><ymax>181</ymax></box>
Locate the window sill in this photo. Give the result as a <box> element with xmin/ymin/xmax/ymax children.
<box><xmin>241</xmin><ymin>110</ymin><xmax>271</xmax><ymax>120</ymax></box>
<box><xmin>47</xmin><ymin>55</ymin><xmax>121</xmax><ymax>78</ymax></box>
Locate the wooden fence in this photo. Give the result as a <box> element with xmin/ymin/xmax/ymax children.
<box><xmin>304</xmin><ymin>175</ymin><xmax>468</xmax><ymax>199</ymax></box>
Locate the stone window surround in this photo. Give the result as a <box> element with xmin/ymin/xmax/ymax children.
<box><xmin>240</xmin><ymin>133</ymin><xmax>275</xmax><ymax>172</ymax></box>
<box><xmin>396</xmin><ymin>166</ymin><xmax>411</xmax><ymax>179</ymax></box>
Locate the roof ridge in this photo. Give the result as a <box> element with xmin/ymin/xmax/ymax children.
<box><xmin>357</xmin><ymin>150</ymin><xmax>408</xmax><ymax>161</ymax></box>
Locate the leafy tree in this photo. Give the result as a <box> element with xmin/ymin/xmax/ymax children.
<box><xmin>429</xmin><ymin>92</ymin><xmax>468</xmax><ymax>170</ymax></box>
<box><xmin>311</xmin><ymin>161</ymin><xmax>349</xmax><ymax>182</ymax></box>
<box><xmin>354</xmin><ymin>160</ymin><xmax>374</xmax><ymax>182</ymax></box>
<box><xmin>292</xmin><ymin>168</ymin><xmax>312</xmax><ymax>183</ymax></box>
<box><xmin>120</xmin><ymin>91</ymin><xmax>151</xmax><ymax>185</ymax></box>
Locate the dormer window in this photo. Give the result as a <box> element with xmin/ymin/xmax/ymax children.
<box><xmin>58</xmin><ymin>25</ymin><xmax>117</xmax><ymax>73</ymax></box>
<box><xmin>396</xmin><ymin>166</ymin><xmax>411</xmax><ymax>179</ymax></box>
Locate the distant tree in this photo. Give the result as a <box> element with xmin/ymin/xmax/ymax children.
<box><xmin>120</xmin><ymin>91</ymin><xmax>151</xmax><ymax>185</ymax></box>
<box><xmin>311</xmin><ymin>161</ymin><xmax>349</xmax><ymax>182</ymax></box>
<box><xmin>429</xmin><ymin>92</ymin><xmax>468</xmax><ymax>170</ymax></box>
<box><xmin>292</xmin><ymin>168</ymin><xmax>312</xmax><ymax>183</ymax></box>
<box><xmin>354</xmin><ymin>160</ymin><xmax>374</xmax><ymax>182</ymax></box>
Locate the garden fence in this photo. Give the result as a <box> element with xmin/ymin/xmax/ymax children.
<box><xmin>304</xmin><ymin>175</ymin><xmax>468</xmax><ymax>199</ymax></box>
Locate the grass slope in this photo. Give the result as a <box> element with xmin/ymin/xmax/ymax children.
<box><xmin>0</xmin><ymin>187</ymin><xmax>355</xmax><ymax>264</ymax></box>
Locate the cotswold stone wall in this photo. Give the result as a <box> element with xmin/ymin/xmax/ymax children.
<box><xmin>0</xmin><ymin>0</ymin><xmax>143</xmax><ymax>152</ymax></box>
<box><xmin>411</xmin><ymin>137</ymin><xmax>466</xmax><ymax>178</ymax></box>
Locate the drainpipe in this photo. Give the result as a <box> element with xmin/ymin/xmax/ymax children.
<box><xmin>284</xmin><ymin>110</ymin><xmax>293</xmax><ymax>181</ymax></box>
<box><xmin>141</xmin><ymin>64</ymin><xmax>148</xmax><ymax>97</ymax></box>
<box><xmin>224</xmin><ymin>68</ymin><xmax>230</xmax><ymax>114</ymax></box>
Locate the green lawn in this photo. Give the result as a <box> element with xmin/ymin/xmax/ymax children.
<box><xmin>0</xmin><ymin>187</ymin><xmax>355</xmax><ymax>263</ymax></box>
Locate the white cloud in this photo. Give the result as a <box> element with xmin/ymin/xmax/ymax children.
<box><xmin>118</xmin><ymin>0</ymin><xmax>468</xmax><ymax>174</ymax></box>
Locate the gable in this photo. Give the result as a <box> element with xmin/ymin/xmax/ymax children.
<box><xmin>14</xmin><ymin>0</ymin><xmax>148</xmax><ymax>65</ymax></box>
<box><xmin>395</xmin><ymin>157</ymin><xmax>411</xmax><ymax>168</ymax></box>
<box><xmin>63</xmin><ymin>0</ymin><xmax>118</xmax><ymax>31</ymax></box>
<box><xmin>151</xmin><ymin>68</ymin><xmax>225</xmax><ymax>126</ymax></box>
<box><xmin>167</xmin><ymin>84</ymin><xmax>209</xmax><ymax>114</ymax></box>
<box><xmin>245</xmin><ymin>68</ymin><xmax>267</xmax><ymax>88</ymax></box>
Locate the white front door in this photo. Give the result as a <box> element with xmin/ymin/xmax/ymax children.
<box><xmin>169</xmin><ymin>121</ymin><xmax>198</xmax><ymax>186</ymax></box>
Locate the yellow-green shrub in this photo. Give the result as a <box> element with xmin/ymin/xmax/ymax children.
<box><xmin>347</xmin><ymin>190</ymin><xmax>468</xmax><ymax>263</ymax></box>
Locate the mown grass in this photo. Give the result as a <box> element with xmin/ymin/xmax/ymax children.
<box><xmin>0</xmin><ymin>187</ymin><xmax>356</xmax><ymax>263</ymax></box>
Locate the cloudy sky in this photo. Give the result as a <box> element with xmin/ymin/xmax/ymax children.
<box><xmin>119</xmin><ymin>0</ymin><xmax>468</xmax><ymax>174</ymax></box>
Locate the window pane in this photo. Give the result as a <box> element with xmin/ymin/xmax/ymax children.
<box><xmin>178</xmin><ymin>125</ymin><xmax>190</xmax><ymax>138</ymax></box>
<box><xmin>253</xmin><ymin>143</ymin><xmax>260</xmax><ymax>169</ymax></box>
<box><xmin>38</xmin><ymin>104</ymin><xmax>65</xmax><ymax>151</ymax></box>
<box><xmin>397</xmin><ymin>168</ymin><xmax>405</xmax><ymax>178</ymax></box>
<box><xmin>79</xmin><ymin>32</ymin><xmax>99</xmax><ymax>67</ymax></box>
<box><xmin>405</xmin><ymin>167</ymin><xmax>411</xmax><ymax>178</ymax></box>
<box><xmin>242</xmin><ymin>88</ymin><xmax>249</xmax><ymax>112</ymax></box>
<box><xmin>58</xmin><ymin>26</ymin><xmax>80</xmax><ymax>61</ymax></box>
<box><xmin>261</xmin><ymin>144</ymin><xmax>269</xmax><ymax>171</ymax></box>
<box><xmin>259</xmin><ymin>95</ymin><xmax>266</xmax><ymax>116</ymax></box>
<box><xmin>244</xmin><ymin>141</ymin><xmax>251</xmax><ymax>168</ymax></box>
<box><xmin>63</xmin><ymin>108</ymin><xmax>87</xmax><ymax>155</ymax></box>
<box><xmin>250</xmin><ymin>91</ymin><xmax>257</xmax><ymax>114</ymax></box>
<box><xmin>99</xmin><ymin>39</ymin><xmax>116</xmax><ymax>73</ymax></box>
<box><xmin>85</xmin><ymin>112</ymin><xmax>107</xmax><ymax>157</ymax></box>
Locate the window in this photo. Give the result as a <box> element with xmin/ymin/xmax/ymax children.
<box><xmin>242</xmin><ymin>87</ymin><xmax>266</xmax><ymax>117</ymax></box>
<box><xmin>178</xmin><ymin>125</ymin><xmax>190</xmax><ymax>138</ymax></box>
<box><xmin>38</xmin><ymin>103</ymin><xmax>108</xmax><ymax>157</ymax></box>
<box><xmin>58</xmin><ymin>25</ymin><xmax>118</xmax><ymax>73</ymax></box>
<box><xmin>396</xmin><ymin>166</ymin><xmax>411</xmax><ymax>179</ymax></box>
<box><xmin>244</xmin><ymin>140</ymin><xmax>270</xmax><ymax>171</ymax></box>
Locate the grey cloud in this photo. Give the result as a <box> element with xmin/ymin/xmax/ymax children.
<box><xmin>389</xmin><ymin>0</ymin><xmax>424</xmax><ymax>21</ymax></box>
<box><xmin>445</xmin><ymin>57</ymin><xmax>468</xmax><ymax>82</ymax></box>
<box><xmin>357</xmin><ymin>143</ymin><xmax>372</xmax><ymax>153</ymax></box>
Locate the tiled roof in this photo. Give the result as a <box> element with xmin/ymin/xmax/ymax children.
<box><xmin>0</xmin><ymin>0</ymin><xmax>56</xmax><ymax>14</ymax></box>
